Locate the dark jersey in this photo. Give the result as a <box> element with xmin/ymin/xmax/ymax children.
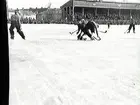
<box><xmin>77</xmin><ymin>21</ymin><xmax>85</xmax><ymax>34</ymax></box>
<box><xmin>78</xmin><ymin>23</ymin><xmax>85</xmax><ymax>31</ymax></box>
<box><xmin>84</xmin><ymin>21</ymin><xmax>96</xmax><ymax>33</ymax></box>
<box><xmin>11</xmin><ymin>14</ymin><xmax>20</xmax><ymax>24</ymax></box>
<box><xmin>130</xmin><ymin>18</ymin><xmax>135</xmax><ymax>25</ymax></box>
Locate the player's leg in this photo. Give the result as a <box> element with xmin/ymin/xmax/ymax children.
<box><xmin>78</xmin><ymin>32</ymin><xmax>87</xmax><ymax>40</ymax></box>
<box><xmin>91</xmin><ymin>27</ymin><xmax>101</xmax><ymax>40</ymax></box>
<box><xmin>77</xmin><ymin>31</ymin><xmax>82</xmax><ymax>40</ymax></box>
<box><xmin>79</xmin><ymin>33</ymin><xmax>84</xmax><ymax>40</ymax></box>
<box><xmin>127</xmin><ymin>24</ymin><xmax>132</xmax><ymax>33</ymax></box>
<box><xmin>9</xmin><ymin>23</ymin><xmax>15</xmax><ymax>39</ymax></box>
<box><xmin>133</xmin><ymin>24</ymin><xmax>135</xmax><ymax>33</ymax></box>
<box><xmin>16</xmin><ymin>24</ymin><xmax>25</xmax><ymax>40</ymax></box>
<box><xmin>108</xmin><ymin>23</ymin><xmax>110</xmax><ymax>29</ymax></box>
<box><xmin>85</xmin><ymin>30</ymin><xmax>95</xmax><ymax>40</ymax></box>
<box><xmin>77</xmin><ymin>34</ymin><xmax>81</xmax><ymax>40</ymax></box>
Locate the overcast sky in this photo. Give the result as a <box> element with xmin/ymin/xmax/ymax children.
<box><xmin>7</xmin><ymin>0</ymin><xmax>140</xmax><ymax>9</ymax></box>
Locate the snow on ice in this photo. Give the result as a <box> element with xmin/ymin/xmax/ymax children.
<box><xmin>9</xmin><ymin>24</ymin><xmax>140</xmax><ymax>105</ymax></box>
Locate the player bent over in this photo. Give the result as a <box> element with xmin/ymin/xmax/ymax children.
<box><xmin>80</xmin><ymin>19</ymin><xmax>101</xmax><ymax>41</ymax></box>
<box><xmin>9</xmin><ymin>10</ymin><xmax>25</xmax><ymax>40</ymax></box>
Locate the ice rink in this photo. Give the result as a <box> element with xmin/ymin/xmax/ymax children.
<box><xmin>9</xmin><ymin>24</ymin><xmax>140</xmax><ymax>105</ymax></box>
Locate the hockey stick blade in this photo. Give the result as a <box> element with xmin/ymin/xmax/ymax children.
<box><xmin>104</xmin><ymin>30</ymin><xmax>107</xmax><ymax>33</ymax></box>
<box><xmin>69</xmin><ymin>32</ymin><xmax>72</xmax><ymax>35</ymax></box>
<box><xmin>99</xmin><ymin>30</ymin><xmax>107</xmax><ymax>33</ymax></box>
<box><xmin>92</xmin><ymin>36</ymin><xmax>101</xmax><ymax>41</ymax></box>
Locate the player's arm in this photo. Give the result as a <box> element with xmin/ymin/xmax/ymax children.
<box><xmin>11</xmin><ymin>15</ymin><xmax>14</xmax><ymax>21</ymax></box>
<box><xmin>95</xmin><ymin>26</ymin><xmax>99</xmax><ymax>36</ymax></box>
<box><xmin>17</xmin><ymin>11</ymin><xmax>22</xmax><ymax>25</ymax></box>
<box><xmin>94</xmin><ymin>23</ymin><xmax>100</xmax><ymax>39</ymax></box>
<box><xmin>17</xmin><ymin>16</ymin><xmax>21</xmax><ymax>26</ymax></box>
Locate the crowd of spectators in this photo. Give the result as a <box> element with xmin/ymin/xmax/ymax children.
<box><xmin>20</xmin><ymin>17</ymin><xmax>37</xmax><ymax>24</ymax></box>
<box><xmin>8</xmin><ymin>17</ymin><xmax>37</xmax><ymax>24</ymax></box>
<box><xmin>7</xmin><ymin>12</ymin><xmax>140</xmax><ymax>25</ymax></box>
<box><xmin>74</xmin><ymin>12</ymin><xmax>140</xmax><ymax>25</ymax></box>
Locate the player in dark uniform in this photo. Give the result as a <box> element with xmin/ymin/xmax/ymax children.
<box><xmin>76</xmin><ymin>19</ymin><xmax>86</xmax><ymax>40</ymax></box>
<box><xmin>79</xmin><ymin>19</ymin><xmax>101</xmax><ymax>41</ymax></box>
<box><xmin>9</xmin><ymin>10</ymin><xmax>25</xmax><ymax>40</ymax></box>
<box><xmin>107</xmin><ymin>21</ymin><xmax>110</xmax><ymax>29</ymax></box>
<box><xmin>127</xmin><ymin>16</ymin><xmax>135</xmax><ymax>33</ymax></box>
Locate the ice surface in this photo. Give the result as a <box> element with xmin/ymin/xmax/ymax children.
<box><xmin>9</xmin><ymin>24</ymin><xmax>140</xmax><ymax>105</ymax></box>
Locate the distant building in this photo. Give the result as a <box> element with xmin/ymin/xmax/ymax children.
<box><xmin>36</xmin><ymin>8</ymin><xmax>62</xmax><ymax>23</ymax></box>
<box><xmin>36</xmin><ymin>13</ymin><xmax>44</xmax><ymax>23</ymax></box>
<box><xmin>19</xmin><ymin>9</ymin><xmax>36</xmax><ymax>19</ymax></box>
<box><xmin>60</xmin><ymin>0</ymin><xmax>140</xmax><ymax>24</ymax></box>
